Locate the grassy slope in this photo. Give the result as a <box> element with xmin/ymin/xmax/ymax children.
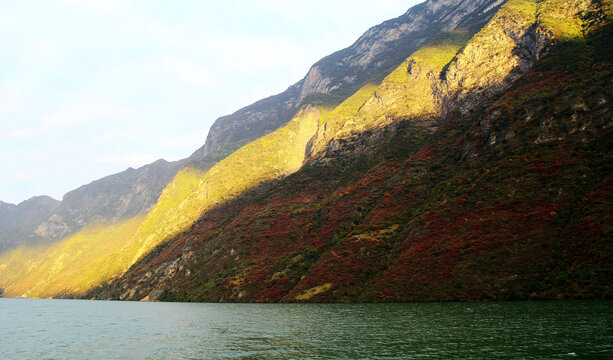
<box><xmin>337</xmin><ymin>28</ymin><xmax>474</xmax><ymax>138</ymax></box>
<box><xmin>307</xmin><ymin>25</ymin><xmax>480</xmax><ymax>159</ymax></box>
<box><xmin>90</xmin><ymin>0</ymin><xmax>612</xmax><ymax>302</ymax></box>
<box><xmin>307</xmin><ymin>84</ymin><xmax>379</xmax><ymax>159</ymax></box>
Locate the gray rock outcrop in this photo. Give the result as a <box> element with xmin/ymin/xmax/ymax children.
<box><xmin>194</xmin><ymin>0</ymin><xmax>504</xmax><ymax>162</ymax></box>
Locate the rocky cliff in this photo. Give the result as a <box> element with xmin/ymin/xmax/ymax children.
<box><xmin>195</xmin><ymin>0</ymin><xmax>504</xmax><ymax>163</ymax></box>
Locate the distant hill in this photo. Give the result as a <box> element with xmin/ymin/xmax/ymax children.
<box><xmin>0</xmin><ymin>196</ymin><xmax>60</xmax><ymax>252</ymax></box>
<box><xmin>34</xmin><ymin>159</ymin><xmax>187</xmax><ymax>242</ymax></box>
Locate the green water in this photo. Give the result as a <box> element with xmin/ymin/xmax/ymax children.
<box><xmin>0</xmin><ymin>299</ymin><xmax>610</xmax><ymax>359</ymax></box>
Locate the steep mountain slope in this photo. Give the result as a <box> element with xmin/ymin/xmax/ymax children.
<box><xmin>0</xmin><ymin>0</ymin><xmax>502</xmax><ymax>252</ymax></box>
<box><xmin>194</xmin><ymin>0</ymin><xmax>503</xmax><ymax>162</ymax></box>
<box><xmin>87</xmin><ymin>0</ymin><xmax>612</xmax><ymax>302</ymax></box>
<box><xmin>121</xmin><ymin>107</ymin><xmax>320</xmax><ymax>274</ymax></box>
<box><xmin>0</xmin><ymin>197</ymin><xmax>60</xmax><ymax>251</ymax></box>
<box><xmin>3</xmin><ymin>0</ymin><xmax>610</xmax><ymax>302</ymax></box>
<box><xmin>309</xmin><ymin>0</ymin><xmax>590</xmax><ymax>159</ymax></box>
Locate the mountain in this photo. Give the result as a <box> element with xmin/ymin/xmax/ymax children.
<box><xmin>0</xmin><ymin>158</ymin><xmax>186</xmax><ymax>255</ymax></box>
<box><xmin>0</xmin><ymin>197</ymin><xmax>60</xmax><ymax>251</ymax></box>
<box><xmin>2</xmin><ymin>0</ymin><xmax>501</xmax><ymax>250</ymax></box>
<box><xmin>85</xmin><ymin>0</ymin><xmax>612</xmax><ymax>302</ymax></box>
<box><xmin>2</xmin><ymin>0</ymin><xmax>611</xmax><ymax>302</ymax></box>
<box><xmin>192</xmin><ymin>0</ymin><xmax>504</xmax><ymax>163</ymax></box>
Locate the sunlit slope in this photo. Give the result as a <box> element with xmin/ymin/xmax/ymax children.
<box><xmin>0</xmin><ymin>244</ymin><xmax>48</xmax><ymax>293</ymax></box>
<box><xmin>123</xmin><ymin>164</ymin><xmax>208</xmax><ymax>264</ymax></box>
<box><xmin>125</xmin><ymin>106</ymin><xmax>321</xmax><ymax>267</ymax></box>
<box><xmin>306</xmin><ymin>28</ymin><xmax>477</xmax><ymax>160</ymax></box>
<box><xmin>307</xmin><ymin>27</ymin><xmax>476</xmax><ymax>150</ymax></box>
<box><xmin>307</xmin><ymin>84</ymin><xmax>378</xmax><ymax>159</ymax></box>
<box><xmin>308</xmin><ymin>0</ymin><xmax>591</xmax><ymax>149</ymax></box>
<box><xmin>442</xmin><ymin>0</ymin><xmax>590</xmax><ymax>98</ymax></box>
<box><xmin>0</xmin><ymin>216</ymin><xmax>144</xmax><ymax>298</ymax></box>
<box><xmin>349</xmin><ymin>28</ymin><xmax>473</xmax><ymax>128</ymax></box>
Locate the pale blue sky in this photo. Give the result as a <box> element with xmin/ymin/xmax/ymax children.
<box><xmin>0</xmin><ymin>0</ymin><xmax>421</xmax><ymax>204</ymax></box>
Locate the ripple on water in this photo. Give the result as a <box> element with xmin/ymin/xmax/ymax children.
<box><xmin>0</xmin><ymin>299</ymin><xmax>611</xmax><ymax>359</ymax></box>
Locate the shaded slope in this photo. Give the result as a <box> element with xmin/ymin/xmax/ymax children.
<box><xmin>88</xmin><ymin>0</ymin><xmax>612</xmax><ymax>302</ymax></box>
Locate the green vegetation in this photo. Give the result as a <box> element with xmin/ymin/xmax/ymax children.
<box><xmin>299</xmin><ymin>93</ymin><xmax>346</xmax><ymax>108</ymax></box>
<box><xmin>338</xmin><ymin>26</ymin><xmax>478</xmax><ymax>133</ymax></box>
<box><xmin>392</xmin><ymin>29</ymin><xmax>473</xmax><ymax>83</ymax></box>
<box><xmin>303</xmin><ymin>83</ymin><xmax>379</xmax><ymax>159</ymax></box>
<box><xmin>501</xmin><ymin>0</ymin><xmax>538</xmax><ymax>20</ymax></box>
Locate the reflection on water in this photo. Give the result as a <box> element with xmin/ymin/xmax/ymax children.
<box><xmin>0</xmin><ymin>299</ymin><xmax>611</xmax><ymax>359</ymax></box>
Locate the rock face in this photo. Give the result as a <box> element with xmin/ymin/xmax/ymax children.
<box><xmin>33</xmin><ymin>159</ymin><xmax>186</xmax><ymax>242</ymax></box>
<box><xmin>196</xmin><ymin>0</ymin><xmax>504</xmax><ymax>162</ymax></box>
<box><xmin>306</xmin><ymin>0</ymin><xmax>590</xmax><ymax>161</ymax></box>
<box><xmin>0</xmin><ymin>196</ymin><xmax>60</xmax><ymax>251</ymax></box>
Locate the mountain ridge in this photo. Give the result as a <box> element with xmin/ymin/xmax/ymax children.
<box><xmin>33</xmin><ymin>158</ymin><xmax>187</xmax><ymax>242</ymax></box>
<box><xmin>0</xmin><ymin>0</ymin><xmax>496</xmax><ymax>296</ymax></box>
<box><xmin>0</xmin><ymin>158</ymin><xmax>186</xmax><ymax>252</ymax></box>
<box><xmin>1</xmin><ymin>0</ymin><xmax>502</xmax><ymax>253</ymax></box>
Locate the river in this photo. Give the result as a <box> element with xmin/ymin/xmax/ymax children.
<box><xmin>0</xmin><ymin>298</ymin><xmax>611</xmax><ymax>359</ymax></box>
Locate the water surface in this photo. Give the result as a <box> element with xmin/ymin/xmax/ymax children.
<box><xmin>0</xmin><ymin>299</ymin><xmax>611</xmax><ymax>359</ymax></box>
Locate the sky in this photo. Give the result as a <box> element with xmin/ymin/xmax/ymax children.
<box><xmin>0</xmin><ymin>0</ymin><xmax>421</xmax><ymax>204</ymax></box>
